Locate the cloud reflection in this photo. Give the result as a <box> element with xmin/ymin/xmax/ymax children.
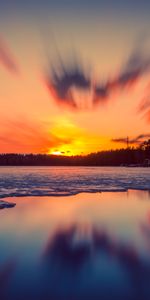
<box><xmin>42</xmin><ymin>224</ymin><xmax>150</xmax><ymax>300</ymax></box>
<box><xmin>0</xmin><ymin>258</ymin><xmax>16</xmax><ymax>300</ymax></box>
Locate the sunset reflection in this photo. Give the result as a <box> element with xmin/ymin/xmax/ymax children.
<box><xmin>1</xmin><ymin>190</ymin><xmax>150</xmax><ymax>299</ymax></box>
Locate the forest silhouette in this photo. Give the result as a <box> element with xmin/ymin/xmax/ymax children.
<box><xmin>0</xmin><ymin>139</ymin><xmax>150</xmax><ymax>166</ymax></box>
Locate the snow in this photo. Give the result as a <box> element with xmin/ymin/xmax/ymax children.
<box><xmin>0</xmin><ymin>166</ymin><xmax>150</xmax><ymax>199</ymax></box>
<box><xmin>0</xmin><ymin>200</ymin><xmax>16</xmax><ymax>209</ymax></box>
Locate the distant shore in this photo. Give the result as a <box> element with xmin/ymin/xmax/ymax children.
<box><xmin>0</xmin><ymin>147</ymin><xmax>149</xmax><ymax>166</ymax></box>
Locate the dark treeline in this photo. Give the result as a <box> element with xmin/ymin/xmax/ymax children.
<box><xmin>0</xmin><ymin>140</ymin><xmax>150</xmax><ymax>166</ymax></box>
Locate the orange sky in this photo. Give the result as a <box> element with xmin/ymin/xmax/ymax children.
<box><xmin>0</xmin><ymin>6</ymin><xmax>150</xmax><ymax>155</ymax></box>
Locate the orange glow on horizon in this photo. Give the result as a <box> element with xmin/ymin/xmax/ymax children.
<box><xmin>45</xmin><ymin>116</ymin><xmax>125</xmax><ymax>156</ymax></box>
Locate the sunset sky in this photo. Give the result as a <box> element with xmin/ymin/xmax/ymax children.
<box><xmin>0</xmin><ymin>0</ymin><xmax>150</xmax><ymax>155</ymax></box>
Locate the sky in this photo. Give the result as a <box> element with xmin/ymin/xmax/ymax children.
<box><xmin>0</xmin><ymin>0</ymin><xmax>150</xmax><ymax>155</ymax></box>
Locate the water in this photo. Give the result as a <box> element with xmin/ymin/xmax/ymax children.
<box><xmin>1</xmin><ymin>167</ymin><xmax>150</xmax><ymax>299</ymax></box>
<box><xmin>0</xmin><ymin>166</ymin><xmax>150</xmax><ymax>198</ymax></box>
<box><xmin>0</xmin><ymin>191</ymin><xmax>150</xmax><ymax>299</ymax></box>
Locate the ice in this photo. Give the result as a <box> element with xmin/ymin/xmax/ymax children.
<box><xmin>0</xmin><ymin>200</ymin><xmax>16</xmax><ymax>209</ymax></box>
<box><xmin>0</xmin><ymin>166</ymin><xmax>150</xmax><ymax>199</ymax></box>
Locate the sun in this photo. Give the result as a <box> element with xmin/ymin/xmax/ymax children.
<box><xmin>50</xmin><ymin>150</ymin><xmax>63</xmax><ymax>156</ymax></box>
<box><xmin>48</xmin><ymin>147</ymin><xmax>73</xmax><ymax>156</ymax></box>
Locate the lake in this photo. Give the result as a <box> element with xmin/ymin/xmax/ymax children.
<box><xmin>0</xmin><ymin>167</ymin><xmax>150</xmax><ymax>300</ymax></box>
<box><xmin>0</xmin><ymin>166</ymin><xmax>150</xmax><ymax>198</ymax></box>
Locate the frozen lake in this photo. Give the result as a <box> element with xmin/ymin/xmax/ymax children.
<box><xmin>0</xmin><ymin>166</ymin><xmax>150</xmax><ymax>199</ymax></box>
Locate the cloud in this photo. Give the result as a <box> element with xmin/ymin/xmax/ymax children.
<box><xmin>45</xmin><ymin>41</ymin><xmax>150</xmax><ymax>110</ymax></box>
<box><xmin>145</xmin><ymin>110</ymin><xmax>150</xmax><ymax>123</ymax></box>
<box><xmin>45</xmin><ymin>58</ymin><xmax>91</xmax><ymax>109</ymax></box>
<box><xmin>0</xmin><ymin>119</ymin><xmax>74</xmax><ymax>153</ymax></box>
<box><xmin>118</xmin><ymin>50</ymin><xmax>150</xmax><ymax>86</ymax></box>
<box><xmin>112</xmin><ymin>134</ymin><xmax>150</xmax><ymax>146</ymax></box>
<box><xmin>93</xmin><ymin>83</ymin><xmax>110</xmax><ymax>104</ymax></box>
<box><xmin>0</xmin><ymin>38</ymin><xmax>19</xmax><ymax>74</ymax></box>
<box><xmin>137</xmin><ymin>81</ymin><xmax>150</xmax><ymax>123</ymax></box>
<box><xmin>138</xmin><ymin>97</ymin><xmax>150</xmax><ymax>113</ymax></box>
<box><xmin>94</xmin><ymin>48</ymin><xmax>150</xmax><ymax>104</ymax></box>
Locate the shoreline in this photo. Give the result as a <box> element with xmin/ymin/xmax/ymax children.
<box><xmin>0</xmin><ymin>188</ymin><xmax>149</xmax><ymax>203</ymax></box>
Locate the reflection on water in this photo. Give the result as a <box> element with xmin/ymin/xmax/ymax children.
<box><xmin>0</xmin><ymin>190</ymin><xmax>150</xmax><ymax>299</ymax></box>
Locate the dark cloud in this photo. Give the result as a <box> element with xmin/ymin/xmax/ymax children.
<box><xmin>112</xmin><ymin>137</ymin><xmax>129</xmax><ymax>144</ymax></box>
<box><xmin>45</xmin><ymin>58</ymin><xmax>91</xmax><ymax>109</ymax></box>
<box><xmin>45</xmin><ymin>41</ymin><xmax>150</xmax><ymax>110</ymax></box>
<box><xmin>46</xmin><ymin>36</ymin><xmax>150</xmax><ymax>110</ymax></box>
<box><xmin>93</xmin><ymin>83</ymin><xmax>110</xmax><ymax>104</ymax></box>
<box><xmin>0</xmin><ymin>38</ymin><xmax>19</xmax><ymax>74</ymax></box>
<box><xmin>94</xmin><ymin>49</ymin><xmax>150</xmax><ymax>103</ymax></box>
<box><xmin>118</xmin><ymin>51</ymin><xmax>150</xmax><ymax>86</ymax></box>
<box><xmin>112</xmin><ymin>134</ymin><xmax>150</xmax><ymax>146</ymax></box>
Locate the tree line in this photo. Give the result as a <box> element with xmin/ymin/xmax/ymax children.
<box><xmin>0</xmin><ymin>140</ymin><xmax>150</xmax><ymax>166</ymax></box>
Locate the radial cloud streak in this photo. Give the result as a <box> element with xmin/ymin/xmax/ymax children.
<box><xmin>45</xmin><ymin>44</ymin><xmax>150</xmax><ymax>111</ymax></box>
<box><xmin>0</xmin><ymin>38</ymin><xmax>19</xmax><ymax>74</ymax></box>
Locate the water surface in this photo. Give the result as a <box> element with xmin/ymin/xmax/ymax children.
<box><xmin>1</xmin><ymin>190</ymin><xmax>150</xmax><ymax>299</ymax></box>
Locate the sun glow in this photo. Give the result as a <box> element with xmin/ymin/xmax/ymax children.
<box><xmin>46</xmin><ymin>116</ymin><xmax>117</xmax><ymax>156</ymax></box>
<box><xmin>47</xmin><ymin>117</ymin><xmax>84</xmax><ymax>156</ymax></box>
<box><xmin>50</xmin><ymin>150</ymin><xmax>63</xmax><ymax>156</ymax></box>
<box><xmin>48</xmin><ymin>142</ymin><xmax>84</xmax><ymax>156</ymax></box>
